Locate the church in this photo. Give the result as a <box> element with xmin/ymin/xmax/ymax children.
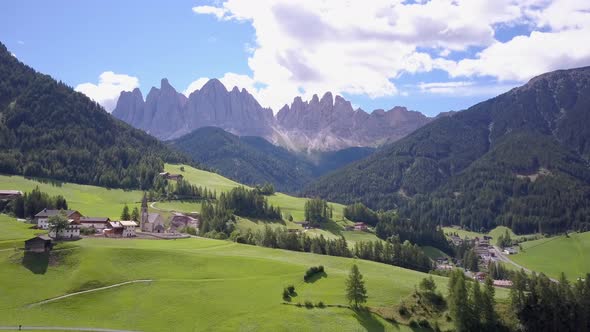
<box><xmin>140</xmin><ymin>194</ymin><xmax>165</xmax><ymax>233</ymax></box>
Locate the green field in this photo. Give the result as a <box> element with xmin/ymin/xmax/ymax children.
<box><xmin>165</xmin><ymin>164</ymin><xmax>348</xmax><ymax>222</ymax></box>
<box><xmin>0</xmin><ymin>214</ymin><xmax>451</xmax><ymax>331</ymax></box>
<box><xmin>422</xmin><ymin>246</ymin><xmax>450</xmax><ymax>260</ymax></box>
<box><xmin>0</xmin><ymin>174</ymin><xmax>142</xmax><ymax>219</ymax></box>
<box><xmin>510</xmin><ymin>232</ymin><xmax>590</xmax><ymax>280</ymax></box>
<box><xmin>0</xmin><ymin>214</ymin><xmax>46</xmax><ymax>249</ymax></box>
<box><xmin>444</xmin><ymin>226</ymin><xmax>526</xmax><ymax>243</ymax></box>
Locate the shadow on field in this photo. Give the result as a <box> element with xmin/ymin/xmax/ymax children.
<box><xmin>353</xmin><ymin>307</ymin><xmax>384</xmax><ymax>332</ymax></box>
<box><xmin>22</xmin><ymin>252</ymin><xmax>49</xmax><ymax>274</ymax></box>
<box><xmin>304</xmin><ymin>271</ymin><xmax>327</xmax><ymax>283</ymax></box>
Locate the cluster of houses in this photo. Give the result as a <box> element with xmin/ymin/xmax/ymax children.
<box><xmin>159</xmin><ymin>172</ymin><xmax>183</xmax><ymax>181</ymax></box>
<box><xmin>24</xmin><ymin>195</ymin><xmax>200</xmax><ymax>252</ymax></box>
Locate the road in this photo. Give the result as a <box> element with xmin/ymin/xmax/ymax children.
<box><xmin>490</xmin><ymin>245</ymin><xmax>558</xmax><ymax>282</ymax></box>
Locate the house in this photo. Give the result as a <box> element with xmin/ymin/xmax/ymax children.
<box><xmin>503</xmin><ymin>247</ymin><xmax>517</xmax><ymax>255</ymax></box>
<box><xmin>105</xmin><ymin>221</ymin><xmax>123</xmax><ymax>237</ymax></box>
<box><xmin>140</xmin><ymin>195</ymin><xmax>165</xmax><ymax>233</ymax></box>
<box><xmin>119</xmin><ymin>221</ymin><xmax>137</xmax><ymax>237</ymax></box>
<box><xmin>35</xmin><ymin>209</ymin><xmax>82</xmax><ymax>230</ymax></box>
<box><xmin>345</xmin><ymin>225</ymin><xmax>354</xmax><ymax>231</ymax></box>
<box><xmin>294</xmin><ymin>221</ymin><xmax>310</xmax><ymax>228</ymax></box>
<box><xmin>79</xmin><ymin>217</ymin><xmax>111</xmax><ymax>231</ymax></box>
<box><xmin>159</xmin><ymin>172</ymin><xmax>183</xmax><ymax>181</ymax></box>
<box><xmin>493</xmin><ymin>280</ymin><xmax>514</xmax><ymax>288</ymax></box>
<box><xmin>169</xmin><ymin>212</ymin><xmax>199</xmax><ymax>232</ymax></box>
<box><xmin>474</xmin><ymin>272</ymin><xmax>487</xmax><ymax>281</ymax></box>
<box><xmin>24</xmin><ymin>235</ymin><xmax>53</xmax><ymax>253</ymax></box>
<box><xmin>48</xmin><ymin>219</ymin><xmax>81</xmax><ymax>239</ymax></box>
<box><xmin>354</xmin><ymin>222</ymin><xmax>368</xmax><ymax>231</ymax></box>
<box><xmin>0</xmin><ymin>190</ymin><xmax>23</xmax><ymax>200</ymax></box>
<box><xmin>449</xmin><ymin>235</ymin><xmax>463</xmax><ymax>246</ymax></box>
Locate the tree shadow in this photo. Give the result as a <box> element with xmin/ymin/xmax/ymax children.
<box><xmin>352</xmin><ymin>307</ymin><xmax>385</xmax><ymax>332</ymax></box>
<box><xmin>304</xmin><ymin>271</ymin><xmax>327</xmax><ymax>283</ymax></box>
<box><xmin>22</xmin><ymin>252</ymin><xmax>49</xmax><ymax>274</ymax></box>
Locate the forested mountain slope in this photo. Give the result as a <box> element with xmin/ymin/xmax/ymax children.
<box><xmin>0</xmin><ymin>42</ymin><xmax>189</xmax><ymax>189</ymax></box>
<box><xmin>305</xmin><ymin>67</ymin><xmax>590</xmax><ymax>234</ymax></box>
<box><xmin>170</xmin><ymin>127</ymin><xmax>374</xmax><ymax>192</ymax></box>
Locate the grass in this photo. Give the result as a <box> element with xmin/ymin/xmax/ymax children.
<box><xmin>510</xmin><ymin>231</ymin><xmax>590</xmax><ymax>280</ymax></box>
<box><xmin>341</xmin><ymin>231</ymin><xmax>383</xmax><ymax>246</ymax></box>
<box><xmin>0</xmin><ymin>214</ymin><xmax>46</xmax><ymax>249</ymax></box>
<box><xmin>0</xmin><ymin>174</ymin><xmax>142</xmax><ymax>219</ymax></box>
<box><xmin>422</xmin><ymin>246</ymin><xmax>450</xmax><ymax>260</ymax></box>
<box><xmin>0</xmin><ymin>214</ymin><xmax>455</xmax><ymax>331</ymax></box>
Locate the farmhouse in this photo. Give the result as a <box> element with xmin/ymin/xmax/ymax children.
<box><xmin>169</xmin><ymin>212</ymin><xmax>199</xmax><ymax>232</ymax></box>
<box><xmin>0</xmin><ymin>190</ymin><xmax>23</xmax><ymax>200</ymax></box>
<box><xmin>79</xmin><ymin>217</ymin><xmax>111</xmax><ymax>231</ymax></box>
<box><xmin>354</xmin><ymin>222</ymin><xmax>368</xmax><ymax>231</ymax></box>
<box><xmin>493</xmin><ymin>280</ymin><xmax>514</xmax><ymax>288</ymax></box>
<box><xmin>35</xmin><ymin>209</ymin><xmax>81</xmax><ymax>230</ymax></box>
<box><xmin>503</xmin><ymin>247</ymin><xmax>517</xmax><ymax>255</ymax></box>
<box><xmin>105</xmin><ymin>221</ymin><xmax>137</xmax><ymax>237</ymax></box>
<box><xmin>48</xmin><ymin>219</ymin><xmax>81</xmax><ymax>239</ymax></box>
<box><xmin>159</xmin><ymin>172</ymin><xmax>183</xmax><ymax>181</ymax></box>
<box><xmin>24</xmin><ymin>235</ymin><xmax>53</xmax><ymax>253</ymax></box>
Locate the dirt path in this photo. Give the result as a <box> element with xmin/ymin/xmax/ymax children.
<box><xmin>0</xmin><ymin>326</ymin><xmax>140</xmax><ymax>332</ymax></box>
<box><xmin>27</xmin><ymin>280</ymin><xmax>152</xmax><ymax>307</ymax></box>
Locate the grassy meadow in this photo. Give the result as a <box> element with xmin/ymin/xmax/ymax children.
<box><xmin>0</xmin><ymin>214</ymin><xmax>451</xmax><ymax>331</ymax></box>
<box><xmin>510</xmin><ymin>231</ymin><xmax>590</xmax><ymax>280</ymax></box>
<box><xmin>0</xmin><ymin>174</ymin><xmax>142</xmax><ymax>219</ymax></box>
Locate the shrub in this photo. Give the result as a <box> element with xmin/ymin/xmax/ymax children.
<box><xmin>287</xmin><ymin>285</ymin><xmax>295</xmax><ymax>295</ymax></box>
<box><xmin>418</xmin><ymin>319</ymin><xmax>431</xmax><ymax>329</ymax></box>
<box><xmin>304</xmin><ymin>265</ymin><xmax>325</xmax><ymax>281</ymax></box>
<box><xmin>316</xmin><ymin>301</ymin><xmax>325</xmax><ymax>308</ymax></box>
<box><xmin>80</xmin><ymin>227</ymin><xmax>96</xmax><ymax>236</ymax></box>
<box><xmin>398</xmin><ymin>305</ymin><xmax>408</xmax><ymax>316</ymax></box>
<box><xmin>282</xmin><ymin>288</ymin><xmax>291</xmax><ymax>301</ymax></box>
<box><xmin>296</xmin><ymin>302</ymin><xmax>302</xmax><ymax>307</ymax></box>
<box><xmin>409</xmin><ymin>320</ymin><xmax>419</xmax><ymax>328</ymax></box>
<box><xmin>304</xmin><ymin>300</ymin><xmax>314</xmax><ymax>308</ymax></box>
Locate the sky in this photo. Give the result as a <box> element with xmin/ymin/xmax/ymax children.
<box><xmin>1</xmin><ymin>0</ymin><xmax>589</xmax><ymax>117</ymax></box>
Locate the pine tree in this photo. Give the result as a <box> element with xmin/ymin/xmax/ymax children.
<box><xmin>121</xmin><ymin>204</ymin><xmax>131</xmax><ymax>220</ymax></box>
<box><xmin>345</xmin><ymin>264</ymin><xmax>368</xmax><ymax>308</ymax></box>
<box><xmin>131</xmin><ymin>207</ymin><xmax>140</xmax><ymax>222</ymax></box>
<box><xmin>482</xmin><ymin>277</ymin><xmax>497</xmax><ymax>330</ymax></box>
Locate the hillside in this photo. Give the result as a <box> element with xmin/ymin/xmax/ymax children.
<box><xmin>0</xmin><ymin>42</ymin><xmax>188</xmax><ymax>190</ymax></box>
<box><xmin>305</xmin><ymin>67</ymin><xmax>590</xmax><ymax>234</ymax></box>
<box><xmin>169</xmin><ymin>127</ymin><xmax>374</xmax><ymax>192</ymax></box>
<box><xmin>0</xmin><ymin>215</ymin><xmax>461</xmax><ymax>331</ymax></box>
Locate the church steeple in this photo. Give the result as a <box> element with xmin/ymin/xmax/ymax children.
<box><xmin>141</xmin><ymin>192</ymin><xmax>148</xmax><ymax>232</ymax></box>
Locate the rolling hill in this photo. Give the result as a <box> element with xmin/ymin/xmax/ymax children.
<box><xmin>305</xmin><ymin>66</ymin><xmax>590</xmax><ymax>234</ymax></box>
<box><xmin>0</xmin><ymin>41</ymin><xmax>189</xmax><ymax>190</ymax></box>
<box><xmin>169</xmin><ymin>127</ymin><xmax>374</xmax><ymax>192</ymax></box>
<box><xmin>0</xmin><ymin>214</ymin><xmax>477</xmax><ymax>331</ymax></box>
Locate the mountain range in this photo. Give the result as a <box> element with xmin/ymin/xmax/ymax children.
<box><xmin>305</xmin><ymin>66</ymin><xmax>590</xmax><ymax>234</ymax></box>
<box><xmin>113</xmin><ymin>79</ymin><xmax>432</xmax><ymax>152</ymax></box>
<box><xmin>169</xmin><ymin>127</ymin><xmax>374</xmax><ymax>192</ymax></box>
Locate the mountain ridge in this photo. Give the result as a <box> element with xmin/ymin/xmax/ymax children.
<box><xmin>113</xmin><ymin>79</ymin><xmax>432</xmax><ymax>152</ymax></box>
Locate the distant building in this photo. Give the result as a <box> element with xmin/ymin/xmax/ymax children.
<box><xmin>493</xmin><ymin>279</ymin><xmax>513</xmax><ymax>288</ymax></box>
<box><xmin>474</xmin><ymin>272</ymin><xmax>487</xmax><ymax>281</ymax></box>
<box><xmin>354</xmin><ymin>222</ymin><xmax>368</xmax><ymax>231</ymax></box>
<box><xmin>169</xmin><ymin>212</ymin><xmax>199</xmax><ymax>232</ymax></box>
<box><xmin>119</xmin><ymin>221</ymin><xmax>137</xmax><ymax>237</ymax></box>
<box><xmin>79</xmin><ymin>217</ymin><xmax>111</xmax><ymax>231</ymax></box>
<box><xmin>294</xmin><ymin>221</ymin><xmax>310</xmax><ymax>228</ymax></box>
<box><xmin>503</xmin><ymin>247</ymin><xmax>517</xmax><ymax>255</ymax></box>
<box><xmin>140</xmin><ymin>194</ymin><xmax>165</xmax><ymax>233</ymax></box>
<box><xmin>0</xmin><ymin>190</ymin><xmax>23</xmax><ymax>200</ymax></box>
<box><xmin>35</xmin><ymin>209</ymin><xmax>81</xmax><ymax>230</ymax></box>
<box><xmin>48</xmin><ymin>219</ymin><xmax>81</xmax><ymax>239</ymax></box>
<box><xmin>449</xmin><ymin>235</ymin><xmax>463</xmax><ymax>246</ymax></box>
<box><xmin>24</xmin><ymin>235</ymin><xmax>53</xmax><ymax>253</ymax></box>
<box><xmin>159</xmin><ymin>172</ymin><xmax>183</xmax><ymax>181</ymax></box>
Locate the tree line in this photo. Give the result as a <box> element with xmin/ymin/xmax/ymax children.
<box><xmin>1</xmin><ymin>186</ymin><xmax>67</xmax><ymax>219</ymax></box>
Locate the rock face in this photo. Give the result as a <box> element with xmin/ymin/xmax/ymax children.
<box><xmin>112</xmin><ymin>79</ymin><xmax>432</xmax><ymax>151</ymax></box>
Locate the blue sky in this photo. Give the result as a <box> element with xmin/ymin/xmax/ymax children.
<box><xmin>1</xmin><ymin>0</ymin><xmax>589</xmax><ymax>116</ymax></box>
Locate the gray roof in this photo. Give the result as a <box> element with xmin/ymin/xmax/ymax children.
<box><xmin>35</xmin><ymin>209</ymin><xmax>78</xmax><ymax>218</ymax></box>
<box><xmin>25</xmin><ymin>235</ymin><xmax>52</xmax><ymax>243</ymax></box>
<box><xmin>147</xmin><ymin>213</ymin><xmax>162</xmax><ymax>224</ymax></box>
<box><xmin>80</xmin><ymin>217</ymin><xmax>110</xmax><ymax>223</ymax></box>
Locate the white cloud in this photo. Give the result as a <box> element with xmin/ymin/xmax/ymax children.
<box><xmin>418</xmin><ymin>81</ymin><xmax>518</xmax><ymax>96</ymax></box>
<box><xmin>75</xmin><ymin>71</ymin><xmax>139</xmax><ymax>112</ymax></box>
<box><xmin>192</xmin><ymin>0</ymin><xmax>590</xmax><ymax>111</ymax></box>
<box><xmin>192</xmin><ymin>5</ymin><xmax>228</xmax><ymax>19</ymax></box>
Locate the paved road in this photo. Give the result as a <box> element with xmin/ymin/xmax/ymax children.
<box><xmin>27</xmin><ymin>280</ymin><xmax>152</xmax><ymax>307</ymax></box>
